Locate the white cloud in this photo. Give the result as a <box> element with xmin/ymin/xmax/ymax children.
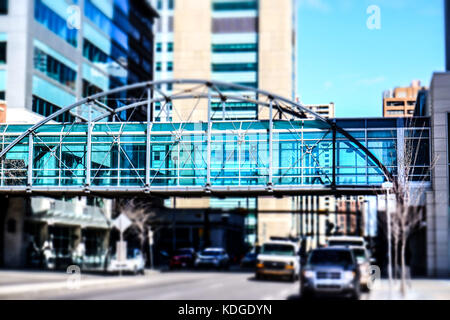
<box><xmin>324</xmin><ymin>81</ymin><xmax>334</xmax><ymax>90</ymax></box>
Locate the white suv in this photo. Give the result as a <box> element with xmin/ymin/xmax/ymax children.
<box><xmin>256</xmin><ymin>241</ymin><xmax>300</xmax><ymax>282</ymax></box>
<box><xmin>327</xmin><ymin>236</ymin><xmax>366</xmax><ymax>248</ymax></box>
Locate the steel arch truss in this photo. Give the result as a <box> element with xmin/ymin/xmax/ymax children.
<box><xmin>0</xmin><ymin>79</ymin><xmax>394</xmax><ymax>196</ymax></box>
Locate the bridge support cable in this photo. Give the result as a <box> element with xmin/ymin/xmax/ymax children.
<box><xmin>268</xmin><ymin>98</ymin><xmax>274</xmax><ymax>190</ymax></box>
<box><xmin>85</xmin><ymin>102</ymin><xmax>93</xmax><ymax>191</ymax></box>
<box><xmin>27</xmin><ymin>133</ymin><xmax>33</xmax><ymax>190</ymax></box>
<box><xmin>145</xmin><ymin>86</ymin><xmax>152</xmax><ymax>191</ymax></box>
<box><xmin>332</xmin><ymin>121</ymin><xmax>337</xmax><ymax>189</ymax></box>
<box><xmin>206</xmin><ymin>87</ymin><xmax>212</xmax><ymax>191</ymax></box>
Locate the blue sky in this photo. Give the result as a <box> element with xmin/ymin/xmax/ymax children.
<box><xmin>296</xmin><ymin>0</ymin><xmax>445</xmax><ymax>118</ymax></box>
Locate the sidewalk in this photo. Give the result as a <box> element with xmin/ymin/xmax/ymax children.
<box><xmin>366</xmin><ymin>279</ymin><xmax>450</xmax><ymax>300</ymax></box>
<box><xmin>0</xmin><ymin>269</ymin><xmax>160</xmax><ymax>298</ymax></box>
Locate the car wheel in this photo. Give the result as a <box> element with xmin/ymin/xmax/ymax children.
<box><xmin>289</xmin><ymin>274</ymin><xmax>296</xmax><ymax>282</ymax></box>
<box><xmin>361</xmin><ymin>283</ymin><xmax>370</xmax><ymax>292</ymax></box>
<box><xmin>351</xmin><ymin>285</ymin><xmax>361</xmax><ymax>300</ymax></box>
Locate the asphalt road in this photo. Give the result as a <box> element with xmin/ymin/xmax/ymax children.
<box><xmin>11</xmin><ymin>269</ymin><xmax>302</xmax><ymax>300</ymax></box>
<box><xmin>2</xmin><ymin>269</ymin><xmax>448</xmax><ymax>300</ymax></box>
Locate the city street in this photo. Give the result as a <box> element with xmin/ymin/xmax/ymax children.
<box><xmin>1</xmin><ymin>269</ymin><xmax>449</xmax><ymax>300</ymax></box>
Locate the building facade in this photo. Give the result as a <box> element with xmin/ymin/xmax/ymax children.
<box><xmin>303</xmin><ymin>102</ymin><xmax>335</xmax><ymax>119</ymax></box>
<box><xmin>0</xmin><ymin>0</ymin><xmax>158</xmax><ymax>268</ymax></box>
<box><xmin>425</xmin><ymin>72</ymin><xmax>450</xmax><ymax>276</ymax></box>
<box><xmin>383</xmin><ymin>80</ymin><xmax>427</xmax><ymax>118</ymax></box>
<box><xmin>446</xmin><ymin>0</ymin><xmax>450</xmax><ymax>71</ymax></box>
<box><xmin>150</xmin><ymin>0</ymin><xmax>297</xmax><ymax>247</ymax></box>
<box><xmin>151</xmin><ymin>0</ymin><xmax>296</xmax><ymax>121</ymax></box>
<box><xmin>0</xmin><ymin>0</ymin><xmax>157</xmax><ymax>123</ymax></box>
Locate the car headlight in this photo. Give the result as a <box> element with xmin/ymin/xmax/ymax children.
<box><xmin>285</xmin><ymin>262</ymin><xmax>295</xmax><ymax>269</ymax></box>
<box><xmin>302</xmin><ymin>270</ymin><xmax>315</xmax><ymax>278</ymax></box>
<box><xmin>344</xmin><ymin>271</ymin><xmax>356</xmax><ymax>281</ymax></box>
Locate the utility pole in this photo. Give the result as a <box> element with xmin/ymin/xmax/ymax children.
<box><xmin>148</xmin><ymin>229</ymin><xmax>154</xmax><ymax>270</ymax></box>
<box><xmin>382</xmin><ymin>182</ymin><xmax>393</xmax><ymax>298</ymax></box>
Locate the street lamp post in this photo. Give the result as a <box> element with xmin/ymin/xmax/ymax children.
<box><xmin>382</xmin><ymin>181</ymin><xmax>393</xmax><ymax>298</ymax></box>
<box><xmin>148</xmin><ymin>229</ymin><xmax>154</xmax><ymax>271</ymax></box>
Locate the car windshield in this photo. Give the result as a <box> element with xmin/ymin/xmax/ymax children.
<box><xmin>261</xmin><ymin>244</ymin><xmax>295</xmax><ymax>256</ymax></box>
<box><xmin>352</xmin><ymin>249</ymin><xmax>367</xmax><ymax>263</ymax></box>
<box><xmin>202</xmin><ymin>250</ymin><xmax>222</xmax><ymax>256</ymax></box>
<box><xmin>309</xmin><ymin>250</ymin><xmax>353</xmax><ymax>266</ymax></box>
<box><xmin>127</xmin><ymin>249</ymin><xmax>141</xmax><ymax>259</ymax></box>
<box><xmin>328</xmin><ymin>240</ymin><xmax>364</xmax><ymax>247</ymax></box>
<box><xmin>113</xmin><ymin>249</ymin><xmax>140</xmax><ymax>259</ymax></box>
<box><xmin>175</xmin><ymin>249</ymin><xmax>192</xmax><ymax>256</ymax></box>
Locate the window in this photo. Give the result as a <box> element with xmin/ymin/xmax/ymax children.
<box><xmin>32</xmin><ymin>95</ymin><xmax>75</xmax><ymax>122</ymax></box>
<box><xmin>386</xmin><ymin>101</ymin><xmax>405</xmax><ymax>107</ymax></box>
<box><xmin>168</xmin><ymin>0</ymin><xmax>174</xmax><ymax>10</ymax></box>
<box><xmin>0</xmin><ymin>0</ymin><xmax>8</xmax><ymax>14</ymax></box>
<box><xmin>0</xmin><ymin>91</ymin><xmax>4</xmax><ymax>100</ymax></box>
<box><xmin>156</xmin><ymin>42</ymin><xmax>162</xmax><ymax>52</ymax></box>
<box><xmin>33</xmin><ymin>47</ymin><xmax>77</xmax><ymax>90</ymax></box>
<box><xmin>84</xmin><ymin>0</ymin><xmax>128</xmax><ymax>50</ymax></box>
<box><xmin>212</xmin><ymin>63</ymin><xmax>257</xmax><ymax>72</ymax></box>
<box><xmin>0</xmin><ymin>41</ymin><xmax>5</xmax><ymax>64</ymax></box>
<box><xmin>167</xmin><ymin>42</ymin><xmax>173</xmax><ymax>52</ymax></box>
<box><xmin>212</xmin><ymin>43</ymin><xmax>256</xmax><ymax>53</ymax></box>
<box><xmin>213</xmin><ymin>1</ymin><xmax>257</xmax><ymax>11</ymax></box>
<box><xmin>167</xmin><ymin>61</ymin><xmax>173</xmax><ymax>71</ymax></box>
<box><xmin>82</xmin><ymin>80</ymin><xmax>103</xmax><ymax>98</ymax></box>
<box><xmin>83</xmin><ymin>39</ymin><xmax>108</xmax><ymax>64</ymax></box>
<box><xmin>157</xmin><ymin>0</ymin><xmax>162</xmax><ymax>10</ymax></box>
<box><xmin>34</xmin><ymin>0</ymin><xmax>77</xmax><ymax>47</ymax></box>
<box><xmin>156</xmin><ymin>62</ymin><xmax>162</xmax><ymax>71</ymax></box>
<box><xmin>387</xmin><ymin>110</ymin><xmax>404</xmax><ymax>116</ymax></box>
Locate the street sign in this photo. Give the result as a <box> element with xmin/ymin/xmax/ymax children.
<box><xmin>116</xmin><ymin>241</ymin><xmax>127</xmax><ymax>262</ymax></box>
<box><xmin>148</xmin><ymin>229</ymin><xmax>154</xmax><ymax>245</ymax></box>
<box><xmin>113</xmin><ymin>213</ymin><xmax>132</xmax><ymax>233</ymax></box>
<box><xmin>381</xmin><ymin>182</ymin><xmax>393</xmax><ymax>190</ymax></box>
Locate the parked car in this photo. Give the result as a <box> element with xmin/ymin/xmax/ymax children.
<box><xmin>169</xmin><ymin>248</ymin><xmax>196</xmax><ymax>269</ymax></box>
<box><xmin>301</xmin><ymin>247</ymin><xmax>361</xmax><ymax>299</ymax></box>
<box><xmin>255</xmin><ymin>240</ymin><xmax>300</xmax><ymax>282</ymax></box>
<box><xmin>107</xmin><ymin>248</ymin><xmax>145</xmax><ymax>275</ymax></box>
<box><xmin>194</xmin><ymin>248</ymin><xmax>229</xmax><ymax>269</ymax></box>
<box><xmin>240</xmin><ymin>251</ymin><xmax>258</xmax><ymax>269</ymax></box>
<box><xmin>327</xmin><ymin>236</ymin><xmax>366</xmax><ymax>248</ymax></box>
<box><xmin>350</xmin><ymin>246</ymin><xmax>373</xmax><ymax>292</ymax></box>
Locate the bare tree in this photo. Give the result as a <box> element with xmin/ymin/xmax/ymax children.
<box><xmin>115</xmin><ymin>197</ymin><xmax>166</xmax><ymax>268</ymax></box>
<box><xmin>390</xmin><ymin>120</ymin><xmax>435</xmax><ymax>296</ymax></box>
<box><xmin>3</xmin><ymin>159</ymin><xmax>27</xmax><ymax>185</ymax></box>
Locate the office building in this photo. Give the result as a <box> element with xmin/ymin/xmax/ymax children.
<box><xmin>0</xmin><ymin>0</ymin><xmax>158</xmax><ymax>268</ymax></box>
<box><xmin>422</xmin><ymin>72</ymin><xmax>450</xmax><ymax>276</ymax></box>
<box><xmin>151</xmin><ymin>0</ymin><xmax>296</xmax><ymax>120</ymax></box>
<box><xmin>383</xmin><ymin>80</ymin><xmax>427</xmax><ymax>118</ymax></box>
<box><xmin>303</xmin><ymin>102</ymin><xmax>335</xmax><ymax>119</ymax></box>
<box><xmin>446</xmin><ymin>0</ymin><xmax>450</xmax><ymax>71</ymax></box>
<box><xmin>0</xmin><ymin>0</ymin><xmax>158</xmax><ymax>123</ymax></box>
<box><xmin>151</xmin><ymin>0</ymin><xmax>297</xmax><ymax>247</ymax></box>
